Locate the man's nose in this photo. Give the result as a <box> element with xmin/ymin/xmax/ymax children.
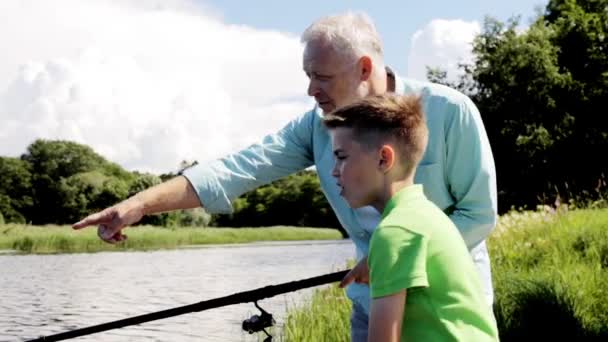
<box><xmin>308</xmin><ymin>79</ymin><xmax>319</xmax><ymax>97</ymax></box>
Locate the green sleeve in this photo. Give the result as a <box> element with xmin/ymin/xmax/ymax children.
<box><xmin>369</xmin><ymin>226</ymin><xmax>429</xmax><ymax>298</ymax></box>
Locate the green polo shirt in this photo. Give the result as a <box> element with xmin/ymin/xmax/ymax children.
<box><xmin>369</xmin><ymin>184</ymin><xmax>499</xmax><ymax>341</ymax></box>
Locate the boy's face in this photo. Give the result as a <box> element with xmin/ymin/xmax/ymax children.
<box><xmin>330</xmin><ymin>127</ymin><xmax>382</xmax><ymax>208</ymax></box>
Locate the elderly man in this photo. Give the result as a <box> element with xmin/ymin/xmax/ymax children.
<box><xmin>74</xmin><ymin>12</ymin><xmax>497</xmax><ymax>341</ymax></box>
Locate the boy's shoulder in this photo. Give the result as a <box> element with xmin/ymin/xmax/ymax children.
<box><xmin>379</xmin><ymin>197</ymin><xmax>455</xmax><ymax>237</ymax></box>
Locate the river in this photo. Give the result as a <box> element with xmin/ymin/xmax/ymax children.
<box><xmin>0</xmin><ymin>240</ymin><xmax>354</xmax><ymax>341</ymax></box>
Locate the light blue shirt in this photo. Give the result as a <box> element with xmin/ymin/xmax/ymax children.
<box><xmin>184</xmin><ymin>75</ymin><xmax>497</xmax><ymax>314</ymax></box>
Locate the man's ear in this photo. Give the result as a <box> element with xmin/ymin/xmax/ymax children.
<box><xmin>359</xmin><ymin>56</ymin><xmax>373</xmax><ymax>81</ymax></box>
<box><xmin>378</xmin><ymin>145</ymin><xmax>395</xmax><ymax>172</ymax></box>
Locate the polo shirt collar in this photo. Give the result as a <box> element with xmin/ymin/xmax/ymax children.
<box><xmin>381</xmin><ymin>184</ymin><xmax>424</xmax><ymax>219</ymax></box>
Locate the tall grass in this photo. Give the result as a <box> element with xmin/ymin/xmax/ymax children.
<box><xmin>492</xmin><ymin>208</ymin><xmax>608</xmax><ymax>340</ymax></box>
<box><xmin>283</xmin><ymin>207</ymin><xmax>608</xmax><ymax>341</ymax></box>
<box><xmin>0</xmin><ymin>225</ymin><xmax>343</xmax><ymax>254</ymax></box>
<box><xmin>281</xmin><ymin>284</ymin><xmax>352</xmax><ymax>342</ymax></box>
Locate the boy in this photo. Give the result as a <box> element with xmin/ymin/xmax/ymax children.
<box><xmin>323</xmin><ymin>93</ymin><xmax>499</xmax><ymax>341</ymax></box>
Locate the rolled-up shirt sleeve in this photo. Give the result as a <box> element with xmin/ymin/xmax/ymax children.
<box><xmin>183</xmin><ymin>110</ymin><xmax>316</xmax><ymax>213</ymax></box>
<box><xmin>445</xmin><ymin>97</ymin><xmax>498</xmax><ymax>249</ymax></box>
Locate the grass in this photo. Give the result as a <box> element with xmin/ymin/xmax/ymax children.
<box><xmin>0</xmin><ymin>225</ymin><xmax>343</xmax><ymax>254</ymax></box>
<box><xmin>282</xmin><ymin>207</ymin><xmax>608</xmax><ymax>341</ymax></box>
<box><xmin>281</xmin><ymin>284</ymin><xmax>352</xmax><ymax>342</ymax></box>
<box><xmin>491</xmin><ymin>207</ymin><xmax>608</xmax><ymax>340</ymax></box>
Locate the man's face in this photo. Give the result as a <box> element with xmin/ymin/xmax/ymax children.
<box><xmin>330</xmin><ymin>127</ymin><xmax>382</xmax><ymax>209</ymax></box>
<box><xmin>303</xmin><ymin>40</ymin><xmax>363</xmax><ymax>114</ymax></box>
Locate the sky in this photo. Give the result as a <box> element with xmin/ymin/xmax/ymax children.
<box><xmin>0</xmin><ymin>0</ymin><xmax>546</xmax><ymax>174</ymax></box>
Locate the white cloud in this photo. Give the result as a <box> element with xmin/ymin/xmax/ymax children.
<box><xmin>407</xmin><ymin>19</ymin><xmax>481</xmax><ymax>82</ymax></box>
<box><xmin>0</xmin><ymin>0</ymin><xmax>312</xmax><ymax>174</ymax></box>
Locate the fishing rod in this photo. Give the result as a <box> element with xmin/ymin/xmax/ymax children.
<box><xmin>26</xmin><ymin>269</ymin><xmax>350</xmax><ymax>342</ymax></box>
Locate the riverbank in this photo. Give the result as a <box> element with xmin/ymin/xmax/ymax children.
<box><xmin>0</xmin><ymin>225</ymin><xmax>343</xmax><ymax>254</ymax></box>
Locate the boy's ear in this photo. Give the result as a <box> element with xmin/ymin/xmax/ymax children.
<box><xmin>378</xmin><ymin>145</ymin><xmax>395</xmax><ymax>172</ymax></box>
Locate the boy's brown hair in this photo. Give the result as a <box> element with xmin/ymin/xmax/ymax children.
<box><xmin>323</xmin><ymin>93</ymin><xmax>428</xmax><ymax>175</ymax></box>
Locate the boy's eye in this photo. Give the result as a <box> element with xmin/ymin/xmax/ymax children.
<box><xmin>336</xmin><ymin>155</ymin><xmax>347</xmax><ymax>160</ymax></box>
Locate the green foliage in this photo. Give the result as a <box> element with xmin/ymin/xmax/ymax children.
<box><xmin>0</xmin><ymin>157</ymin><xmax>33</xmax><ymax>223</ymax></box>
<box><xmin>282</xmin><ymin>284</ymin><xmax>352</xmax><ymax>342</ymax></box>
<box><xmin>175</xmin><ymin>208</ymin><xmax>213</xmax><ymax>227</ymax></box>
<box><xmin>128</xmin><ymin>172</ymin><xmax>162</xmax><ymax>196</ymax></box>
<box><xmin>23</xmin><ymin>139</ymin><xmax>111</xmax><ymax>179</ymax></box>
<box><xmin>18</xmin><ymin>139</ymin><xmax>133</xmax><ymax>224</ymax></box>
<box><xmin>213</xmin><ymin>171</ymin><xmax>345</xmax><ymax>235</ymax></box>
<box><xmin>0</xmin><ymin>140</ymin><xmax>258</xmax><ymax>228</ymax></box>
<box><xmin>428</xmin><ymin>0</ymin><xmax>608</xmax><ymax>212</ymax></box>
<box><xmin>0</xmin><ymin>194</ymin><xmax>27</xmax><ymax>224</ymax></box>
<box><xmin>493</xmin><ymin>275</ymin><xmax>588</xmax><ymax>340</ymax></box>
<box><xmin>491</xmin><ymin>208</ymin><xmax>608</xmax><ymax>340</ymax></box>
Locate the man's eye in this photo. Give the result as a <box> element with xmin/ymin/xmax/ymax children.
<box><xmin>336</xmin><ymin>155</ymin><xmax>347</xmax><ymax>160</ymax></box>
<box><xmin>311</xmin><ymin>73</ymin><xmax>331</xmax><ymax>81</ymax></box>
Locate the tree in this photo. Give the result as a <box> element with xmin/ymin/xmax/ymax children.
<box><xmin>543</xmin><ymin>0</ymin><xmax>608</xmax><ymax>199</ymax></box>
<box><xmin>0</xmin><ymin>157</ymin><xmax>33</xmax><ymax>223</ymax></box>
<box><xmin>20</xmin><ymin>140</ymin><xmax>134</xmax><ymax>224</ymax></box>
<box><xmin>427</xmin><ymin>0</ymin><xmax>608</xmax><ymax>211</ymax></box>
<box><xmin>213</xmin><ymin>171</ymin><xmax>345</xmax><ymax>236</ymax></box>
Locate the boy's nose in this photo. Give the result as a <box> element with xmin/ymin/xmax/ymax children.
<box><xmin>331</xmin><ymin>163</ymin><xmax>340</xmax><ymax>178</ymax></box>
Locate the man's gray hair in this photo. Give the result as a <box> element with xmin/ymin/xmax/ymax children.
<box><xmin>301</xmin><ymin>12</ymin><xmax>385</xmax><ymax>68</ymax></box>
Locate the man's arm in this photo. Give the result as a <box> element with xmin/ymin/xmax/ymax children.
<box><xmin>72</xmin><ymin>176</ymin><xmax>200</xmax><ymax>243</ymax></box>
<box><xmin>74</xmin><ymin>110</ymin><xmax>316</xmax><ymax>242</ymax></box>
<box><xmin>368</xmin><ymin>291</ymin><xmax>406</xmax><ymax>342</ymax></box>
<box><xmin>445</xmin><ymin>97</ymin><xmax>498</xmax><ymax>249</ymax></box>
<box><xmin>182</xmin><ymin>110</ymin><xmax>316</xmax><ymax>214</ymax></box>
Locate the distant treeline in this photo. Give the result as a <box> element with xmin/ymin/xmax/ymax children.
<box><xmin>0</xmin><ymin>140</ymin><xmax>342</xmax><ymax>233</ymax></box>
<box><xmin>1</xmin><ymin>0</ymin><xmax>606</xmax><ymax>228</ymax></box>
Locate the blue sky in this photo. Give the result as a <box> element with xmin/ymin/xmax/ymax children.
<box><xmin>0</xmin><ymin>0</ymin><xmax>547</xmax><ymax>173</ymax></box>
<box><xmin>199</xmin><ymin>0</ymin><xmax>547</xmax><ymax>75</ymax></box>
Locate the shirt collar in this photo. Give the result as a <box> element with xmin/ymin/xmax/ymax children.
<box><xmin>381</xmin><ymin>184</ymin><xmax>425</xmax><ymax>219</ymax></box>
